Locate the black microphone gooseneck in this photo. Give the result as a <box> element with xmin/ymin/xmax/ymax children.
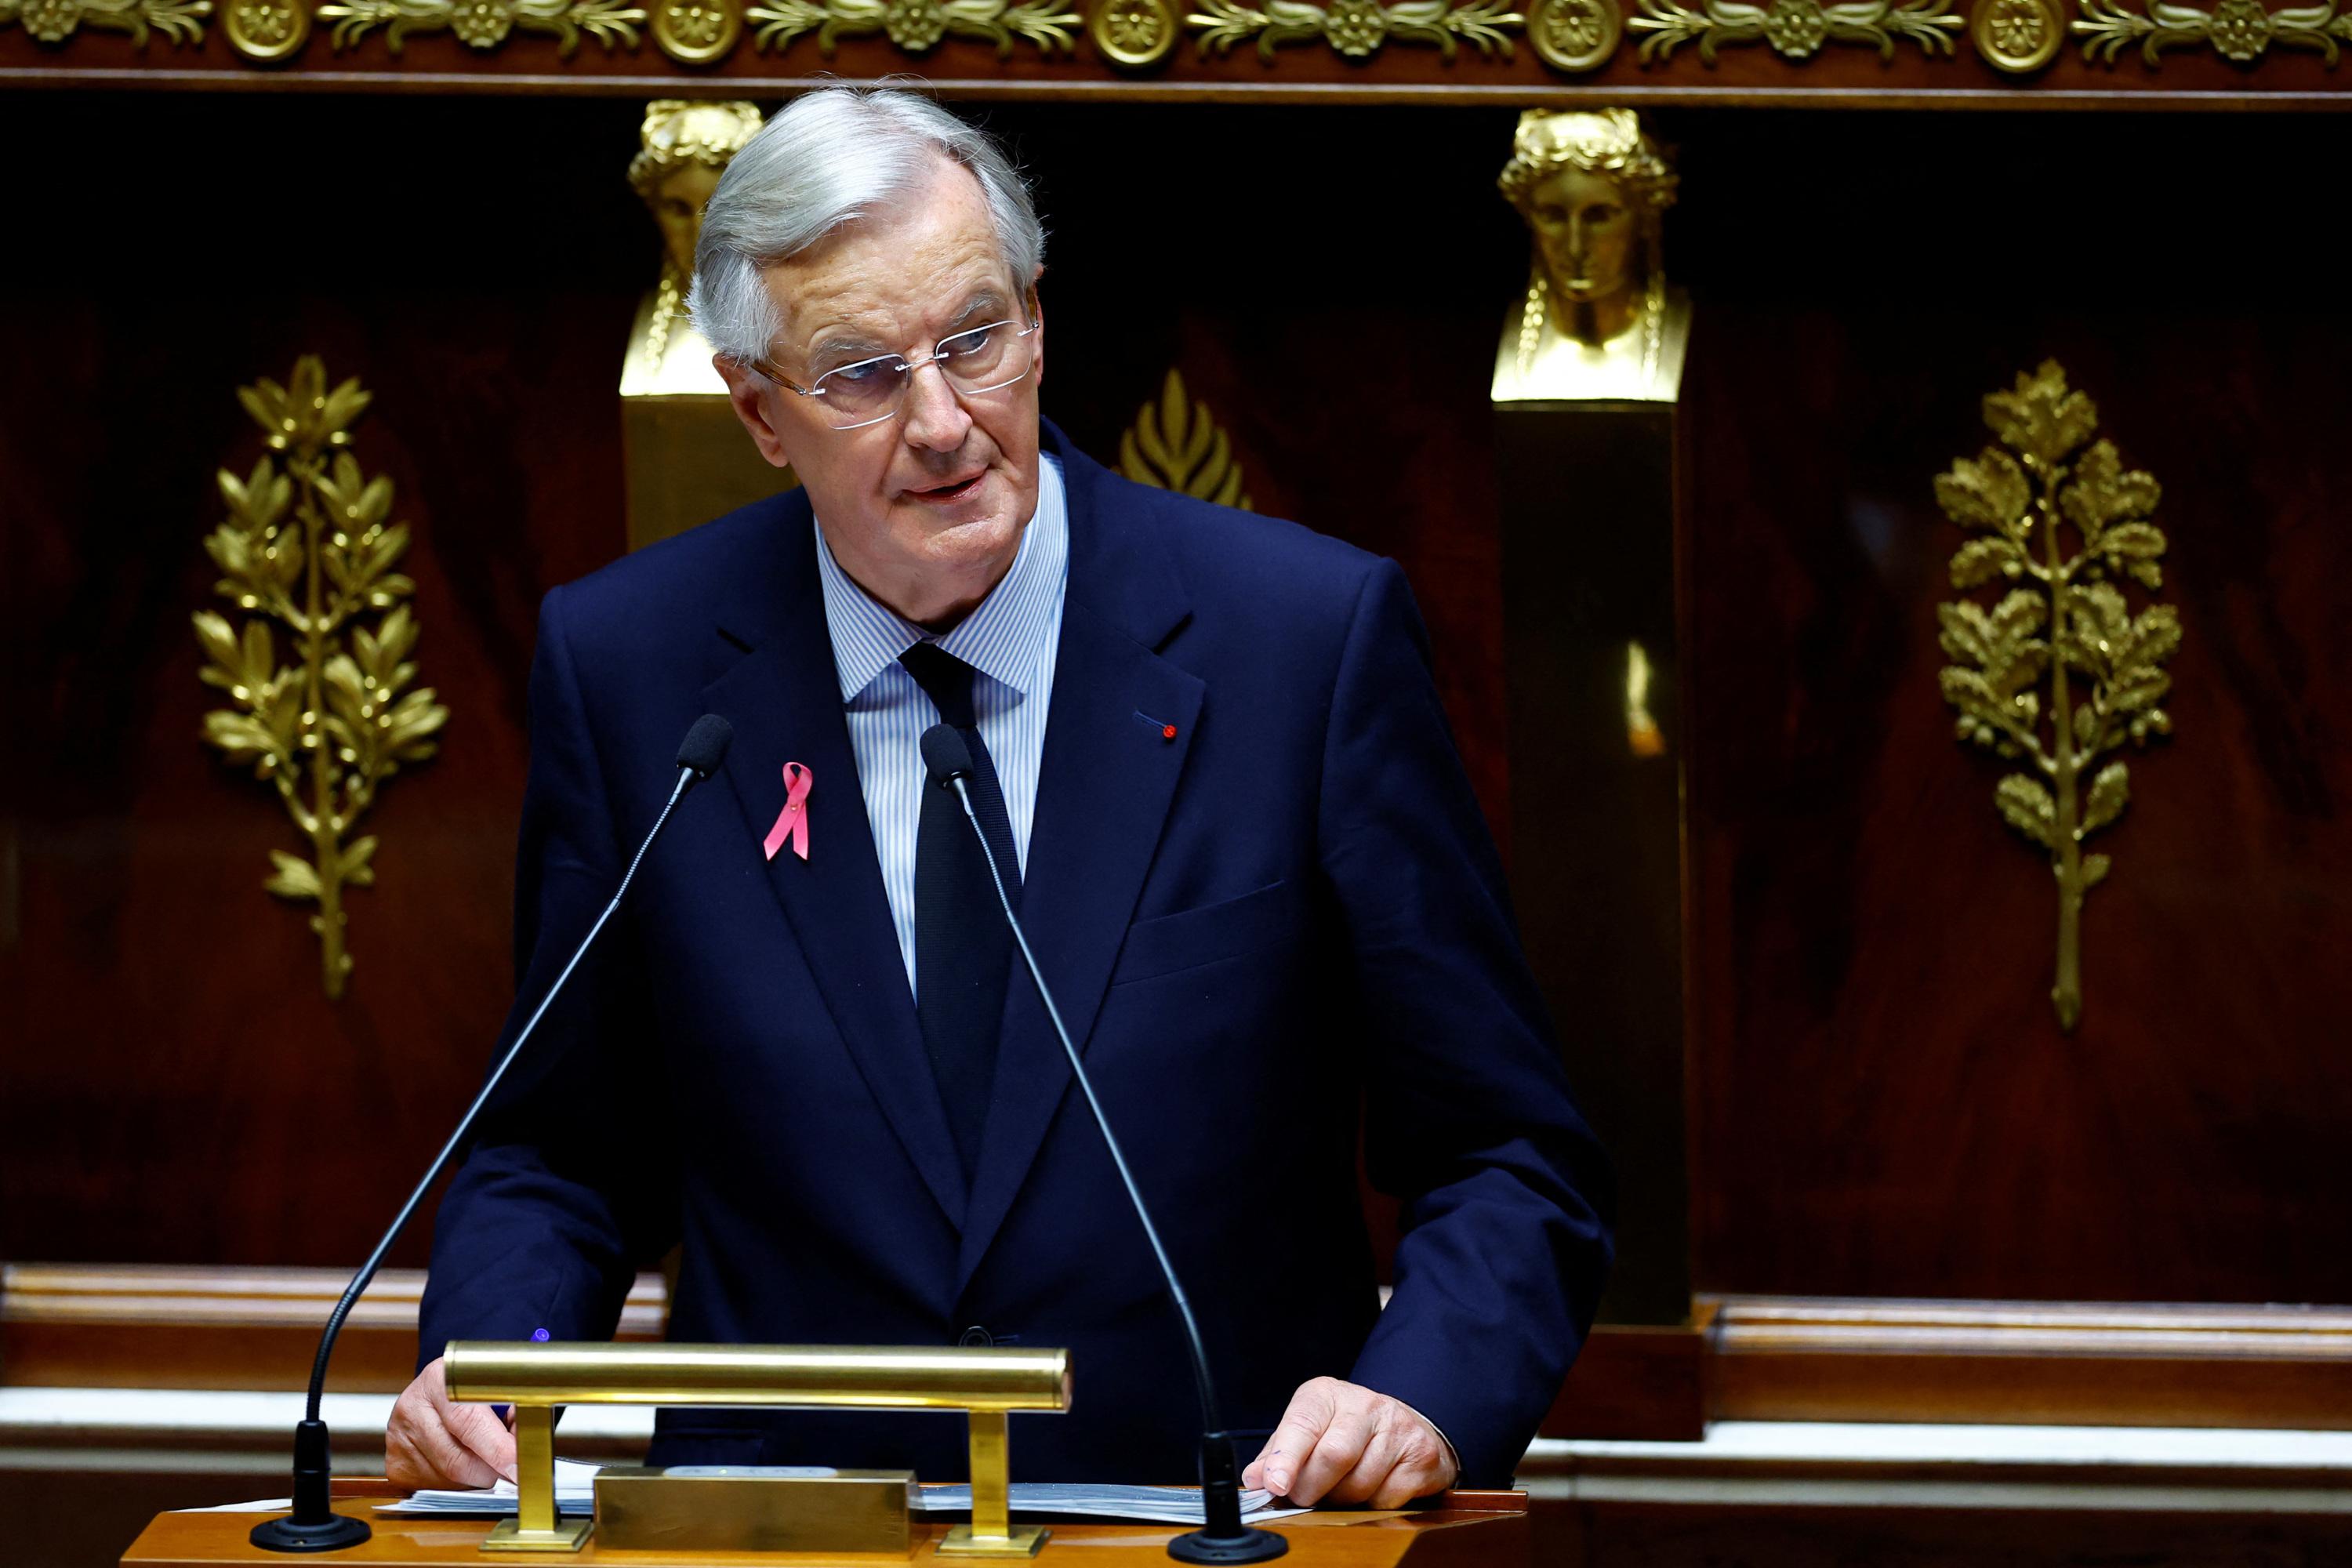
<box><xmin>249</xmin><ymin>713</ymin><xmax>736</xmax><ymax>1554</ymax></box>
<box><xmin>918</xmin><ymin>724</ymin><xmax>1286</xmax><ymax>1566</ymax></box>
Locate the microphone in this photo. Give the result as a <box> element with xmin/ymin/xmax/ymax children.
<box><xmin>920</xmin><ymin>724</ymin><xmax>1287</xmax><ymax>1566</ymax></box>
<box><xmin>249</xmin><ymin>713</ymin><xmax>735</xmax><ymax>1553</ymax></box>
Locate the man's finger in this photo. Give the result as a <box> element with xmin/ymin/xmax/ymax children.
<box><xmin>1248</xmin><ymin>1380</ymin><xmax>1341</xmax><ymax>1497</ymax></box>
<box><xmin>1324</xmin><ymin>1415</ymin><xmax>1404</xmax><ymax>1506</ymax></box>
<box><xmin>445</xmin><ymin>1397</ymin><xmax>520</xmax><ymax>1483</ymax></box>
<box><xmin>1368</xmin><ymin>1450</ymin><xmax>1451</xmax><ymax>1512</ymax></box>
<box><xmin>1287</xmin><ymin>1403</ymin><xmax>1375</xmax><ymax>1504</ymax></box>
<box><xmin>403</xmin><ymin>1400</ymin><xmax>506</xmax><ymax>1490</ymax></box>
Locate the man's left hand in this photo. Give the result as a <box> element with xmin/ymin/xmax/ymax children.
<box><xmin>1241</xmin><ymin>1377</ymin><xmax>1458</xmax><ymax>1508</ymax></box>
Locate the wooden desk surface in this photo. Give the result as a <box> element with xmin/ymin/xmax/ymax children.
<box><xmin>123</xmin><ymin>1495</ymin><xmax>1529</xmax><ymax>1568</ymax></box>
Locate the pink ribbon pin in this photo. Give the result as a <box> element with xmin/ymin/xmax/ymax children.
<box><xmin>764</xmin><ymin>762</ymin><xmax>812</xmax><ymax>862</ymax></box>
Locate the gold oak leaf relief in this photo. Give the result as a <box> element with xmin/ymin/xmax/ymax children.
<box><xmin>1934</xmin><ymin>359</ymin><xmax>2180</xmax><ymax>1033</ymax></box>
<box><xmin>194</xmin><ymin>356</ymin><xmax>448</xmax><ymax>1000</ymax></box>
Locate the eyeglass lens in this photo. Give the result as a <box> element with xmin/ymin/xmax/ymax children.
<box><xmin>810</xmin><ymin>321</ymin><xmax>1034</xmax><ymax>430</ymax></box>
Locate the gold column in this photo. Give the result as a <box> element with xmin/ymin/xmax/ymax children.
<box><xmin>481</xmin><ymin>1405</ymin><xmax>592</xmax><ymax>1552</ymax></box>
<box><xmin>1493</xmin><ymin>109</ymin><xmax>1693</xmax><ymax>1328</ymax></box>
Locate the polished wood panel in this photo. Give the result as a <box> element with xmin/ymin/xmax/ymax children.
<box><xmin>1711</xmin><ymin>1297</ymin><xmax>2352</xmax><ymax>1429</ymax></box>
<box><xmin>119</xmin><ymin>1499</ymin><xmax>1528</xmax><ymax>1568</ymax></box>
<box><xmin>0</xmin><ymin>1265</ymin><xmax>666</xmax><ymax>1392</ymax></box>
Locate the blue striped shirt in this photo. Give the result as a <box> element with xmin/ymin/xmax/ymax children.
<box><xmin>812</xmin><ymin>456</ymin><xmax>1069</xmax><ymax>1000</ymax></box>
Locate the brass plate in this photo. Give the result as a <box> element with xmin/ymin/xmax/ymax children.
<box><xmin>597</xmin><ymin>1467</ymin><xmax>917</xmax><ymax>1555</ymax></box>
<box><xmin>936</xmin><ymin>1523</ymin><xmax>1051</xmax><ymax>1558</ymax></box>
<box><xmin>477</xmin><ymin>1517</ymin><xmax>595</xmax><ymax>1554</ymax></box>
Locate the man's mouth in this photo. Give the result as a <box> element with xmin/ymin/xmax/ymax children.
<box><xmin>909</xmin><ymin>471</ymin><xmax>986</xmax><ymax>504</ymax></box>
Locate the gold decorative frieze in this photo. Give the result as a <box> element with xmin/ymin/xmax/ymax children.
<box><xmin>3</xmin><ymin>0</ymin><xmax>208</xmax><ymax>45</ymax></box>
<box><xmin>318</xmin><ymin>0</ymin><xmax>641</xmax><ymax>51</ymax></box>
<box><xmin>746</xmin><ymin>0</ymin><xmax>1078</xmax><ymax>53</ymax></box>
<box><xmin>1972</xmin><ymin>0</ymin><xmax>2060</xmax><ymax>67</ymax></box>
<box><xmin>194</xmin><ymin>357</ymin><xmax>448</xmax><ymax>1001</ymax></box>
<box><xmin>1119</xmin><ymin>370</ymin><xmax>1253</xmax><ymax>511</ymax></box>
<box><xmin>1188</xmin><ymin>0</ymin><xmax>1521</xmax><ymax>60</ymax></box>
<box><xmin>1527</xmin><ymin>0</ymin><xmax>1621</xmax><ymax>64</ymax></box>
<box><xmin>1934</xmin><ymin>361</ymin><xmax>2179</xmax><ymax>1033</ymax></box>
<box><xmin>1629</xmin><ymin>0</ymin><xmax>1958</xmax><ymax>59</ymax></box>
<box><xmin>1091</xmin><ymin>0</ymin><xmax>1179</xmax><ymax>60</ymax></box>
<box><xmin>2074</xmin><ymin>0</ymin><xmax>2347</xmax><ymax>63</ymax></box>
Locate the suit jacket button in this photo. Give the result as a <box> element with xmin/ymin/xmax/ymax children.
<box><xmin>958</xmin><ymin>1326</ymin><xmax>993</xmax><ymax>1347</ymax></box>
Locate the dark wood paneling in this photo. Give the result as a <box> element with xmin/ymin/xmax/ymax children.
<box><xmin>1675</xmin><ymin>113</ymin><xmax>2352</xmax><ymax>1305</ymax></box>
<box><xmin>5</xmin><ymin>97</ymin><xmax>2349</xmax><ymax>1323</ymax></box>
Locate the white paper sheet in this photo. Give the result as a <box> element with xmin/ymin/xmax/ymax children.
<box><xmin>379</xmin><ymin>1461</ymin><xmax>1309</xmax><ymax>1524</ymax></box>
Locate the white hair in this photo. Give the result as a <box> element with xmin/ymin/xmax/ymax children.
<box><xmin>687</xmin><ymin>85</ymin><xmax>1045</xmax><ymax>368</ymax></box>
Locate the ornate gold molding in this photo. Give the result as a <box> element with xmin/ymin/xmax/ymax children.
<box><xmin>1629</xmin><ymin>0</ymin><xmax>1958</xmax><ymax>59</ymax></box>
<box><xmin>1189</xmin><ymin>0</ymin><xmax>1521</xmax><ymax>60</ymax></box>
<box><xmin>2074</xmin><ymin>0</ymin><xmax>2347</xmax><ymax>63</ymax></box>
<box><xmin>1934</xmin><ymin>361</ymin><xmax>2179</xmax><ymax>1033</ymax></box>
<box><xmin>193</xmin><ymin>358</ymin><xmax>448</xmax><ymax>1001</ymax></box>
<box><xmin>318</xmin><ymin>0</ymin><xmax>641</xmax><ymax>51</ymax></box>
<box><xmin>2</xmin><ymin>0</ymin><xmax>207</xmax><ymax>45</ymax></box>
<box><xmin>746</xmin><ymin>0</ymin><xmax>1078</xmax><ymax>53</ymax></box>
<box><xmin>1973</xmin><ymin>0</ymin><xmax>2061</xmax><ymax>67</ymax></box>
<box><xmin>1118</xmin><ymin>370</ymin><xmax>1253</xmax><ymax>510</ymax></box>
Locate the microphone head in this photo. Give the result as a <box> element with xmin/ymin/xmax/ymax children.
<box><xmin>677</xmin><ymin>714</ymin><xmax>735</xmax><ymax>779</ymax></box>
<box><xmin>920</xmin><ymin>724</ymin><xmax>974</xmax><ymax>787</ymax></box>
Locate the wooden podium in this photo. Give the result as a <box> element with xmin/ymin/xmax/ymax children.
<box><xmin>122</xmin><ymin>1486</ymin><xmax>1531</xmax><ymax>1568</ymax></box>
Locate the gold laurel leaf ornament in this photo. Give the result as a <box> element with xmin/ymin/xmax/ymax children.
<box><xmin>223</xmin><ymin>0</ymin><xmax>310</xmax><ymax>54</ymax></box>
<box><xmin>1972</xmin><ymin>0</ymin><xmax>2060</xmax><ymax>64</ymax></box>
<box><xmin>652</xmin><ymin>0</ymin><xmax>739</xmax><ymax>54</ymax></box>
<box><xmin>194</xmin><ymin>357</ymin><xmax>448</xmax><ymax>1000</ymax></box>
<box><xmin>1528</xmin><ymin>0</ymin><xmax>1621</xmax><ymax>66</ymax></box>
<box><xmin>1091</xmin><ymin>0</ymin><xmax>1179</xmax><ymax>62</ymax></box>
<box><xmin>1933</xmin><ymin>360</ymin><xmax>2180</xmax><ymax>1033</ymax></box>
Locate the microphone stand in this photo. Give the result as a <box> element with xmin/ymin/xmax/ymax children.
<box><xmin>927</xmin><ymin>729</ymin><xmax>1285</xmax><ymax>1564</ymax></box>
<box><xmin>251</xmin><ymin>720</ymin><xmax>729</xmax><ymax>1552</ymax></box>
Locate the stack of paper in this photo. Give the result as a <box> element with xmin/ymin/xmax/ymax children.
<box><xmin>380</xmin><ymin>1461</ymin><xmax>1308</xmax><ymax>1524</ymax></box>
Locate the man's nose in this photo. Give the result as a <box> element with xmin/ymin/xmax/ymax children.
<box><xmin>900</xmin><ymin>361</ymin><xmax>971</xmax><ymax>452</ymax></box>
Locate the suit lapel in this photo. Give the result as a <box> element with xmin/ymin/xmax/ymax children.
<box><xmin>956</xmin><ymin>429</ymin><xmax>1200</xmax><ymax>1290</ymax></box>
<box><xmin>699</xmin><ymin>496</ymin><xmax>969</xmax><ymax>1232</ymax></box>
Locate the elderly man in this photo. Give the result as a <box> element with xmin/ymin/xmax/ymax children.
<box><xmin>391</xmin><ymin>86</ymin><xmax>1610</xmax><ymax>1508</ymax></box>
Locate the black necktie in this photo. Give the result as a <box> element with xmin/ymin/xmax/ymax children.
<box><xmin>900</xmin><ymin>642</ymin><xmax>1023</xmax><ymax>1180</ymax></box>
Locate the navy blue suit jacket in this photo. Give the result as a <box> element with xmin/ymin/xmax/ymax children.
<box><xmin>418</xmin><ymin>420</ymin><xmax>1612</xmax><ymax>1486</ymax></box>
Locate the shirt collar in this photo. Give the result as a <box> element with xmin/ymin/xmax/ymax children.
<box><xmin>813</xmin><ymin>454</ymin><xmax>1068</xmax><ymax>706</ymax></box>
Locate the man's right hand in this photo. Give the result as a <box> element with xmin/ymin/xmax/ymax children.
<box><xmin>386</xmin><ymin>1356</ymin><xmax>518</xmax><ymax>1490</ymax></box>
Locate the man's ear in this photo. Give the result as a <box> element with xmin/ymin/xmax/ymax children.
<box><xmin>714</xmin><ymin>358</ymin><xmax>797</xmax><ymax>471</ymax></box>
<box><xmin>1026</xmin><ymin>273</ymin><xmax>1045</xmax><ymax>394</ymax></box>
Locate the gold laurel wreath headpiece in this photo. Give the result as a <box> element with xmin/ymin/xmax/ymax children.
<box><xmin>1496</xmin><ymin>109</ymin><xmax>1679</xmax><ymax>215</ymax></box>
<box><xmin>627</xmin><ymin>100</ymin><xmax>765</xmax><ymax>200</ymax></box>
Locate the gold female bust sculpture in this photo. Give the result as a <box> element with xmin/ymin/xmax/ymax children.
<box><xmin>1491</xmin><ymin>109</ymin><xmax>1690</xmax><ymax>404</ymax></box>
<box><xmin>621</xmin><ymin>100</ymin><xmax>764</xmax><ymax>397</ymax></box>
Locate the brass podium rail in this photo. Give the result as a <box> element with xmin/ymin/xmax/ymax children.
<box><xmin>443</xmin><ymin>1341</ymin><xmax>1073</xmax><ymax>1557</ymax></box>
